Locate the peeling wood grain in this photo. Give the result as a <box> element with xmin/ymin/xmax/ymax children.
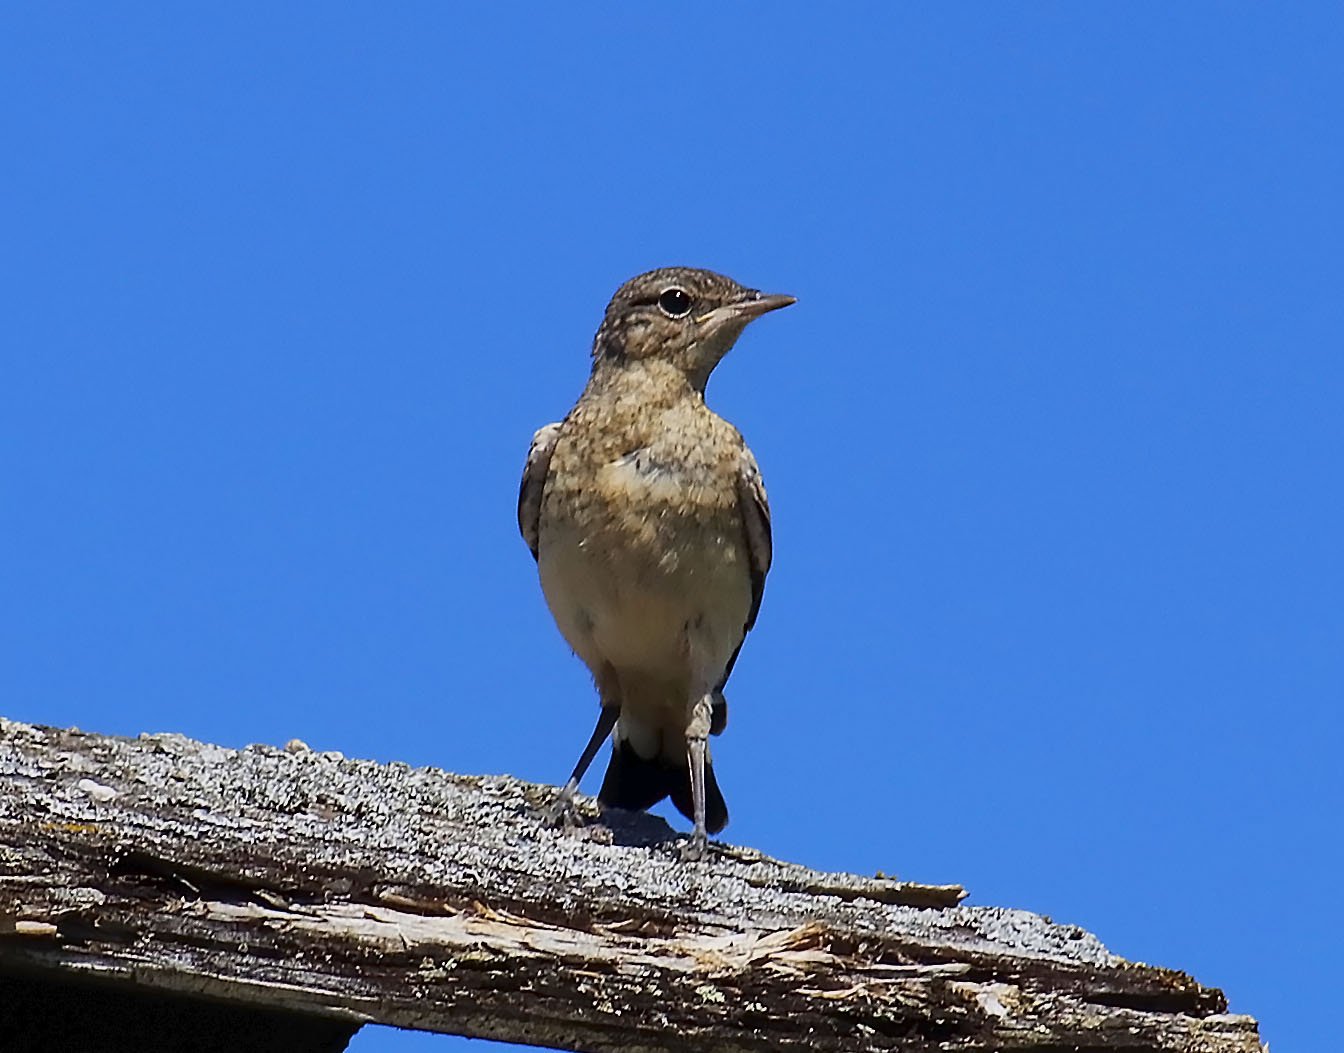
<box><xmin>0</xmin><ymin>718</ymin><xmax>1262</xmax><ymax>1052</ymax></box>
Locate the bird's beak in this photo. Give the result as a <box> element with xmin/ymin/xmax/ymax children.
<box><xmin>735</xmin><ymin>292</ymin><xmax>797</xmax><ymax>319</ymax></box>
<box><xmin>696</xmin><ymin>292</ymin><xmax>797</xmax><ymax>326</ymax></box>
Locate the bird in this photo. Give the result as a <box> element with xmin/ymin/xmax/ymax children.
<box><xmin>518</xmin><ymin>266</ymin><xmax>794</xmax><ymax>859</ymax></box>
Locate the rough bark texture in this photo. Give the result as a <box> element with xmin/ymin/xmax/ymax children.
<box><xmin>0</xmin><ymin>717</ymin><xmax>1261</xmax><ymax>1052</ymax></box>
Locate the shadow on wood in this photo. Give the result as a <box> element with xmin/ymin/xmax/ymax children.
<box><xmin>0</xmin><ymin>970</ymin><xmax>357</xmax><ymax>1053</ymax></box>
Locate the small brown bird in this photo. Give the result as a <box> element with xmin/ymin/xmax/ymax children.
<box><xmin>518</xmin><ymin>267</ymin><xmax>794</xmax><ymax>859</ymax></box>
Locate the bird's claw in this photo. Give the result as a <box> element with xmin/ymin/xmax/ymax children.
<box><xmin>543</xmin><ymin>797</ymin><xmax>613</xmax><ymax>843</ymax></box>
<box><xmin>545</xmin><ymin>794</ymin><xmax>582</xmax><ymax>831</ymax></box>
<box><xmin>679</xmin><ymin>832</ymin><xmax>708</xmax><ymax>862</ymax></box>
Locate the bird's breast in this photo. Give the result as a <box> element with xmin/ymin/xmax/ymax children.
<box><xmin>557</xmin><ymin>442</ymin><xmax>741</xmax><ymax>572</ymax></box>
<box><xmin>538</xmin><ymin>433</ymin><xmax>751</xmax><ymax>680</ymax></box>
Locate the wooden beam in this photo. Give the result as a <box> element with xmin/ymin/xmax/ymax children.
<box><xmin>0</xmin><ymin>718</ymin><xmax>1262</xmax><ymax>1052</ymax></box>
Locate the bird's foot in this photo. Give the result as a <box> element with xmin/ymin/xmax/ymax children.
<box><xmin>678</xmin><ymin>830</ymin><xmax>708</xmax><ymax>862</ymax></box>
<box><xmin>545</xmin><ymin>793</ymin><xmax>582</xmax><ymax>831</ymax></box>
<box><xmin>544</xmin><ymin>787</ymin><xmax>611</xmax><ymax>842</ymax></box>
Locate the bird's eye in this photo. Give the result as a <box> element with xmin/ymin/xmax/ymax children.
<box><xmin>657</xmin><ymin>287</ymin><xmax>693</xmax><ymax>318</ymax></box>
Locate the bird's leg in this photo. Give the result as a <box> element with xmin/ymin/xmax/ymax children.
<box><xmin>679</xmin><ymin>692</ymin><xmax>714</xmax><ymax>861</ymax></box>
<box><xmin>547</xmin><ymin>703</ymin><xmax>619</xmax><ymax>829</ymax></box>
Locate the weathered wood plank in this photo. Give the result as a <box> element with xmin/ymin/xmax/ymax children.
<box><xmin>0</xmin><ymin>718</ymin><xmax>1261</xmax><ymax>1052</ymax></box>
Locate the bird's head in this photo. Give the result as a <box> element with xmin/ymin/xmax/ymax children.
<box><xmin>592</xmin><ymin>267</ymin><xmax>795</xmax><ymax>391</ymax></box>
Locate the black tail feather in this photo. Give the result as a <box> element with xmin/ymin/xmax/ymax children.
<box><xmin>598</xmin><ymin>740</ymin><xmax>729</xmax><ymax>835</ymax></box>
<box><xmin>598</xmin><ymin>740</ymin><xmax>676</xmax><ymax>814</ymax></box>
<box><xmin>709</xmin><ymin>691</ymin><xmax>728</xmax><ymax>735</ymax></box>
<box><xmin>669</xmin><ymin>762</ymin><xmax>728</xmax><ymax>835</ymax></box>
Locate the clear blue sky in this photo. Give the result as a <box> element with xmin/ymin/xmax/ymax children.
<box><xmin>3</xmin><ymin>6</ymin><xmax>1339</xmax><ymax>1051</ymax></box>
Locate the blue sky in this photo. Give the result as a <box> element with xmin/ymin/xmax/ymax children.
<box><xmin>3</xmin><ymin>6</ymin><xmax>1339</xmax><ymax>1051</ymax></box>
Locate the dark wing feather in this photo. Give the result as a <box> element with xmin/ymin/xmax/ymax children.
<box><xmin>716</xmin><ymin>446</ymin><xmax>773</xmax><ymax>698</ymax></box>
<box><xmin>735</xmin><ymin>445</ymin><xmax>773</xmax><ymax>632</ymax></box>
<box><xmin>517</xmin><ymin>422</ymin><xmax>562</xmax><ymax>560</ymax></box>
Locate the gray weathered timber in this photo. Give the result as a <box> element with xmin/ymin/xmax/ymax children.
<box><xmin>0</xmin><ymin>717</ymin><xmax>1261</xmax><ymax>1052</ymax></box>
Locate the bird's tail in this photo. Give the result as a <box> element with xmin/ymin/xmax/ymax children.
<box><xmin>598</xmin><ymin>739</ymin><xmax>728</xmax><ymax>835</ymax></box>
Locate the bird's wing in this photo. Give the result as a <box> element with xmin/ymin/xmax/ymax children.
<box><xmin>518</xmin><ymin>421</ymin><xmax>563</xmax><ymax>561</ymax></box>
<box><xmin>714</xmin><ymin>444</ymin><xmax>772</xmax><ymax>708</ymax></box>
<box><xmin>735</xmin><ymin>444</ymin><xmax>773</xmax><ymax>632</ymax></box>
